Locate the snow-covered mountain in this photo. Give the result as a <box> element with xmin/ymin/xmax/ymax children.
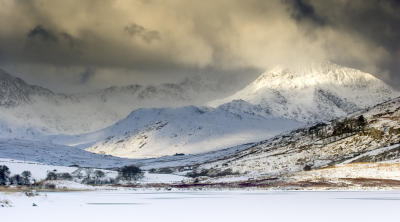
<box><xmin>55</xmin><ymin>105</ymin><xmax>301</xmax><ymax>158</ymax></box>
<box><xmin>210</xmin><ymin>62</ymin><xmax>399</xmax><ymax>122</ymax></box>
<box><xmin>0</xmin><ymin>69</ymin><xmax>223</xmax><ymax>137</ymax></box>
<box><xmin>1</xmin><ymin>62</ymin><xmax>399</xmax><ymax>159</ymax></box>
<box><xmin>0</xmin><ymin>69</ymin><xmax>54</xmax><ymax>107</ymax></box>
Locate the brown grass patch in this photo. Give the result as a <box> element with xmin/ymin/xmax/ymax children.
<box><xmin>341</xmin><ymin>178</ymin><xmax>400</xmax><ymax>187</ymax></box>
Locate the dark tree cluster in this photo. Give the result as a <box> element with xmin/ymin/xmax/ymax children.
<box><xmin>46</xmin><ymin>171</ymin><xmax>73</xmax><ymax>181</ymax></box>
<box><xmin>118</xmin><ymin>165</ymin><xmax>143</xmax><ymax>181</ymax></box>
<box><xmin>308</xmin><ymin>122</ymin><xmax>328</xmax><ymax>139</ymax></box>
<box><xmin>332</xmin><ymin>115</ymin><xmax>367</xmax><ymax>136</ymax></box>
<box><xmin>0</xmin><ymin>165</ymin><xmax>32</xmax><ymax>186</ymax></box>
<box><xmin>0</xmin><ymin>165</ymin><xmax>10</xmax><ymax>185</ymax></box>
<box><xmin>81</xmin><ymin>170</ymin><xmax>114</xmax><ymax>185</ymax></box>
<box><xmin>309</xmin><ymin>115</ymin><xmax>368</xmax><ymax>140</ymax></box>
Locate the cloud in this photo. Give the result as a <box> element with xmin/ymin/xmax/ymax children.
<box><xmin>0</xmin><ymin>0</ymin><xmax>399</xmax><ymax>91</ymax></box>
<box><xmin>27</xmin><ymin>25</ymin><xmax>58</xmax><ymax>42</ymax></box>
<box><xmin>284</xmin><ymin>0</ymin><xmax>325</xmax><ymax>25</ymax></box>
<box><xmin>79</xmin><ymin>67</ymin><xmax>96</xmax><ymax>84</ymax></box>
<box><xmin>124</xmin><ymin>23</ymin><xmax>161</xmax><ymax>43</ymax></box>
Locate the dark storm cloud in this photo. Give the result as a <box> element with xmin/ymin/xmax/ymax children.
<box><xmin>0</xmin><ymin>0</ymin><xmax>399</xmax><ymax>91</ymax></box>
<box><xmin>283</xmin><ymin>0</ymin><xmax>325</xmax><ymax>25</ymax></box>
<box><xmin>124</xmin><ymin>23</ymin><xmax>161</xmax><ymax>43</ymax></box>
<box><xmin>22</xmin><ymin>25</ymin><xmax>82</xmax><ymax>66</ymax></box>
<box><xmin>27</xmin><ymin>25</ymin><xmax>58</xmax><ymax>42</ymax></box>
<box><xmin>302</xmin><ymin>0</ymin><xmax>400</xmax><ymax>84</ymax></box>
<box><xmin>79</xmin><ymin>67</ymin><xmax>96</xmax><ymax>84</ymax></box>
<box><xmin>60</xmin><ymin>32</ymin><xmax>79</xmax><ymax>48</ymax></box>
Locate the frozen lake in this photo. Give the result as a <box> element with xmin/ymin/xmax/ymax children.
<box><xmin>2</xmin><ymin>190</ymin><xmax>400</xmax><ymax>222</ymax></box>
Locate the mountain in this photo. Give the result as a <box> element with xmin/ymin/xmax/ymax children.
<box><xmin>0</xmin><ymin>69</ymin><xmax>224</xmax><ymax>136</ymax></box>
<box><xmin>0</xmin><ymin>69</ymin><xmax>54</xmax><ymax>107</ymax></box>
<box><xmin>55</xmin><ymin>105</ymin><xmax>301</xmax><ymax>158</ymax></box>
<box><xmin>1</xmin><ymin>62</ymin><xmax>399</xmax><ymax>160</ymax></box>
<box><xmin>194</xmin><ymin>96</ymin><xmax>400</xmax><ymax>182</ymax></box>
<box><xmin>210</xmin><ymin>62</ymin><xmax>399</xmax><ymax>122</ymax></box>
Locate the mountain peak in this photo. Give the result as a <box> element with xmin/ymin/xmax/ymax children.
<box><xmin>253</xmin><ymin>62</ymin><xmax>379</xmax><ymax>90</ymax></box>
<box><xmin>210</xmin><ymin>62</ymin><xmax>399</xmax><ymax>122</ymax></box>
<box><xmin>0</xmin><ymin>68</ymin><xmax>54</xmax><ymax>107</ymax></box>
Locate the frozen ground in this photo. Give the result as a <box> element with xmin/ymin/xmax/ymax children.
<box><xmin>1</xmin><ymin>190</ymin><xmax>400</xmax><ymax>222</ymax></box>
<box><xmin>0</xmin><ymin>140</ymin><xmax>255</xmax><ymax>169</ymax></box>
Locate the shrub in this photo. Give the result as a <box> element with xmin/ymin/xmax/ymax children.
<box><xmin>187</xmin><ymin>168</ymin><xmax>237</xmax><ymax>178</ymax></box>
<box><xmin>158</xmin><ymin>167</ymin><xmax>174</xmax><ymax>174</ymax></box>
<box><xmin>58</xmin><ymin>173</ymin><xmax>72</xmax><ymax>180</ymax></box>
<box><xmin>213</xmin><ymin>169</ymin><xmax>235</xmax><ymax>177</ymax></box>
<box><xmin>81</xmin><ymin>177</ymin><xmax>96</xmax><ymax>185</ymax></box>
<box><xmin>368</xmin><ymin>127</ymin><xmax>384</xmax><ymax>140</ymax></box>
<box><xmin>0</xmin><ymin>199</ymin><xmax>12</xmax><ymax>207</ymax></box>
<box><xmin>94</xmin><ymin>170</ymin><xmax>105</xmax><ymax>179</ymax></box>
<box><xmin>21</xmin><ymin>171</ymin><xmax>32</xmax><ymax>185</ymax></box>
<box><xmin>46</xmin><ymin>172</ymin><xmax>58</xmax><ymax>180</ymax></box>
<box><xmin>186</xmin><ymin>169</ymin><xmax>209</xmax><ymax>178</ymax></box>
<box><xmin>118</xmin><ymin>165</ymin><xmax>143</xmax><ymax>181</ymax></box>
<box><xmin>357</xmin><ymin>115</ymin><xmax>367</xmax><ymax>129</ymax></box>
<box><xmin>0</xmin><ymin>165</ymin><xmax>10</xmax><ymax>185</ymax></box>
<box><xmin>10</xmin><ymin>174</ymin><xmax>23</xmax><ymax>185</ymax></box>
<box><xmin>303</xmin><ymin>165</ymin><xmax>312</xmax><ymax>171</ymax></box>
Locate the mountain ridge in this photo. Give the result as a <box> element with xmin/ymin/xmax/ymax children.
<box><xmin>0</xmin><ymin>68</ymin><xmax>226</xmax><ymax>136</ymax></box>
<box><xmin>210</xmin><ymin>62</ymin><xmax>399</xmax><ymax>122</ymax></box>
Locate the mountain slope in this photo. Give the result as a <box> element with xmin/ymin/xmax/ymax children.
<box><xmin>210</xmin><ymin>62</ymin><xmax>399</xmax><ymax>122</ymax></box>
<box><xmin>0</xmin><ymin>69</ymin><xmax>224</xmax><ymax>136</ymax></box>
<box><xmin>0</xmin><ymin>69</ymin><xmax>54</xmax><ymax>107</ymax></box>
<box><xmin>56</xmin><ymin>105</ymin><xmax>301</xmax><ymax>158</ymax></box>
<box><xmin>195</xmin><ymin>96</ymin><xmax>400</xmax><ymax>180</ymax></box>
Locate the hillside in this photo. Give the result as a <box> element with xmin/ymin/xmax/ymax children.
<box><xmin>55</xmin><ymin>105</ymin><xmax>301</xmax><ymax>158</ymax></box>
<box><xmin>188</xmin><ymin>96</ymin><xmax>400</xmax><ymax>187</ymax></box>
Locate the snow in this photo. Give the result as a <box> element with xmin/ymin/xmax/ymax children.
<box><xmin>341</xmin><ymin>143</ymin><xmax>400</xmax><ymax>164</ymax></box>
<box><xmin>0</xmin><ymin>158</ymin><xmax>188</xmax><ymax>184</ymax></box>
<box><xmin>0</xmin><ymin>69</ymin><xmax>233</xmax><ymax>137</ymax></box>
<box><xmin>1</xmin><ymin>62</ymin><xmax>398</xmax><ymax>159</ymax></box>
<box><xmin>57</xmin><ymin>105</ymin><xmax>301</xmax><ymax>158</ymax></box>
<box><xmin>209</xmin><ymin>62</ymin><xmax>399</xmax><ymax>122</ymax></box>
<box><xmin>0</xmin><ymin>140</ymin><xmax>136</xmax><ymax>168</ymax></box>
<box><xmin>0</xmin><ymin>139</ymin><xmax>257</xmax><ymax>170</ymax></box>
<box><xmin>1</xmin><ymin>190</ymin><xmax>400</xmax><ymax>222</ymax></box>
<box><xmin>139</xmin><ymin>172</ymin><xmax>187</xmax><ymax>184</ymax></box>
<box><xmin>0</xmin><ymin>68</ymin><xmax>303</xmax><ymax>158</ymax></box>
<box><xmin>0</xmin><ymin>158</ymin><xmax>77</xmax><ymax>180</ymax></box>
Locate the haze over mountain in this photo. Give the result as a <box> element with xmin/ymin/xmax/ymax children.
<box><xmin>0</xmin><ymin>68</ymin><xmax>228</xmax><ymax>137</ymax></box>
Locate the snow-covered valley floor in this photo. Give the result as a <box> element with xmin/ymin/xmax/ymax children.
<box><xmin>1</xmin><ymin>190</ymin><xmax>400</xmax><ymax>222</ymax></box>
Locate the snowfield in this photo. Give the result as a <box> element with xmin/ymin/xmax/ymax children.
<box><xmin>0</xmin><ymin>140</ymin><xmax>256</xmax><ymax>169</ymax></box>
<box><xmin>65</xmin><ymin>105</ymin><xmax>301</xmax><ymax>158</ymax></box>
<box><xmin>1</xmin><ymin>190</ymin><xmax>400</xmax><ymax>222</ymax></box>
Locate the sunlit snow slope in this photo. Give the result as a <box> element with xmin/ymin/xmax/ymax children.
<box><xmin>57</xmin><ymin>105</ymin><xmax>301</xmax><ymax>158</ymax></box>
<box><xmin>210</xmin><ymin>62</ymin><xmax>399</xmax><ymax>122</ymax></box>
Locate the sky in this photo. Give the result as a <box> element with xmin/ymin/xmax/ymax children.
<box><xmin>0</xmin><ymin>0</ymin><xmax>399</xmax><ymax>92</ymax></box>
